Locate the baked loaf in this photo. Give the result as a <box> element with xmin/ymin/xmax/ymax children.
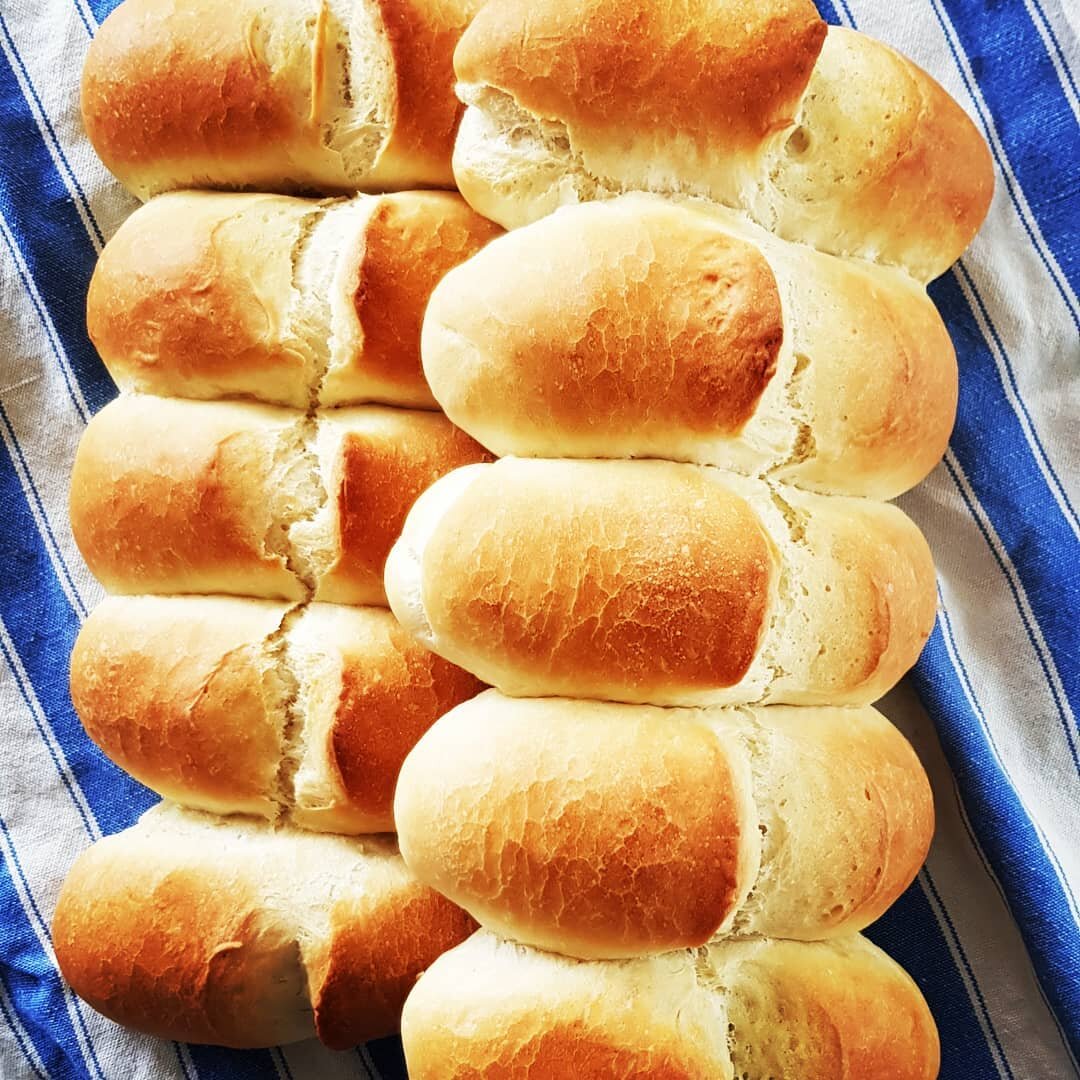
<box><xmin>385</xmin><ymin>458</ymin><xmax>937</xmax><ymax>707</ymax></box>
<box><xmin>70</xmin><ymin>395</ymin><xmax>490</xmax><ymax>603</ymax></box>
<box><xmin>52</xmin><ymin>804</ymin><xmax>477</xmax><ymax>1049</ymax></box>
<box><xmin>81</xmin><ymin>0</ymin><xmax>482</xmax><ymax>199</ymax></box>
<box><xmin>89</xmin><ymin>190</ymin><xmax>501</xmax><ymax>410</ymax></box>
<box><xmin>423</xmin><ymin>194</ymin><xmax>957</xmax><ymax>499</ymax></box>
<box><xmin>402</xmin><ymin>930</ymin><xmax>940</xmax><ymax>1079</ymax></box>
<box><xmin>452</xmin><ymin>3</ymin><xmax>993</xmax><ymax>280</ymax></box>
<box><xmin>71</xmin><ymin>595</ymin><xmax>484</xmax><ymax>833</ymax></box>
<box><xmin>395</xmin><ymin>691</ymin><xmax>932</xmax><ymax>958</ymax></box>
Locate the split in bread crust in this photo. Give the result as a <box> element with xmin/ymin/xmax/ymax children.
<box><xmin>52</xmin><ymin>804</ymin><xmax>477</xmax><ymax>1049</ymax></box>
<box><xmin>385</xmin><ymin>458</ymin><xmax>938</xmax><ymax>708</ymax></box>
<box><xmin>88</xmin><ymin>190</ymin><xmax>501</xmax><ymax>409</ymax></box>
<box><xmin>423</xmin><ymin>194</ymin><xmax>957</xmax><ymax>498</ymax></box>
<box><xmin>402</xmin><ymin>930</ymin><xmax>940</xmax><ymax>1079</ymax></box>
<box><xmin>70</xmin><ymin>596</ymin><xmax>484</xmax><ymax>833</ymax></box>
<box><xmin>81</xmin><ymin>0</ymin><xmax>484</xmax><ymax>198</ymax></box>
<box><xmin>452</xmin><ymin>3</ymin><xmax>993</xmax><ymax>280</ymax></box>
<box><xmin>69</xmin><ymin>395</ymin><xmax>491</xmax><ymax>603</ymax></box>
<box><xmin>395</xmin><ymin>690</ymin><xmax>933</xmax><ymax>958</ymax></box>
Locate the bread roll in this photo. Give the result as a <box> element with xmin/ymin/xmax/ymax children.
<box><xmin>424</xmin><ymin>195</ymin><xmax>956</xmax><ymax>498</ymax></box>
<box><xmin>70</xmin><ymin>596</ymin><xmax>484</xmax><ymax>833</ymax></box>
<box><xmin>69</xmin><ymin>396</ymin><xmax>490</xmax><ymax>603</ymax></box>
<box><xmin>452</xmin><ymin>3</ymin><xmax>993</xmax><ymax>280</ymax></box>
<box><xmin>53</xmin><ymin>804</ymin><xmax>476</xmax><ymax>1049</ymax></box>
<box><xmin>385</xmin><ymin>458</ymin><xmax>937</xmax><ymax>708</ymax></box>
<box><xmin>402</xmin><ymin>930</ymin><xmax>940</xmax><ymax>1079</ymax></box>
<box><xmin>81</xmin><ymin>0</ymin><xmax>481</xmax><ymax>199</ymax></box>
<box><xmin>88</xmin><ymin>190</ymin><xmax>501</xmax><ymax>409</ymax></box>
<box><xmin>395</xmin><ymin>691</ymin><xmax>932</xmax><ymax>958</ymax></box>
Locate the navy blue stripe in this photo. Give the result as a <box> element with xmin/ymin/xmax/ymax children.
<box><xmin>0</xmin><ymin>976</ymin><xmax>49</xmax><ymax>1079</ymax></box>
<box><xmin>365</xmin><ymin>1037</ymin><xmax>407</xmax><ymax>1080</ymax></box>
<box><xmin>912</xmin><ymin>623</ymin><xmax>1080</xmax><ymax>1063</ymax></box>
<box><xmin>0</xmin><ymin>437</ymin><xmax>156</xmax><ymax>837</ymax></box>
<box><xmin>0</xmin><ymin>817</ymin><xmax>106</xmax><ymax>1080</ymax></box>
<box><xmin>0</xmin><ymin>819</ymin><xmax>103</xmax><ymax>1080</ymax></box>
<box><xmin>866</xmin><ymin>879</ymin><xmax>1005</xmax><ymax>1080</ymax></box>
<box><xmin>930</xmin><ymin>274</ymin><xmax>1080</xmax><ymax>741</ymax></box>
<box><xmin>0</xmin><ymin>15</ymin><xmax>105</xmax><ymax>251</ymax></box>
<box><xmin>0</xmin><ymin>43</ymin><xmax>114</xmax><ymax>415</ymax></box>
<box><xmin>186</xmin><ymin>1045</ymin><xmax>280</xmax><ymax>1080</ymax></box>
<box><xmin>937</xmin><ymin>0</ymin><xmax>1080</xmax><ymax>302</ymax></box>
<box><xmin>0</xmin><ymin>855</ymin><xmax>89</xmax><ymax>1080</ymax></box>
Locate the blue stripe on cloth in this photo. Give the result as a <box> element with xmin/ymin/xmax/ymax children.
<box><xmin>0</xmin><ymin>829</ymin><xmax>95</xmax><ymax>1080</ymax></box>
<box><xmin>930</xmin><ymin>270</ymin><xmax>1080</xmax><ymax>741</ymax></box>
<box><xmin>867</xmin><ymin>880</ymin><xmax>1008</xmax><ymax>1080</ymax></box>
<box><xmin>0</xmin><ymin>979</ymin><xmax>50</xmax><ymax>1080</ymax></box>
<box><xmin>912</xmin><ymin>624</ymin><xmax>1080</xmax><ymax>1064</ymax></box>
<box><xmin>0</xmin><ymin>435</ymin><xmax>156</xmax><ymax>837</ymax></box>
<box><xmin>365</xmin><ymin>1038</ymin><xmax>407</xmax><ymax>1080</ymax></box>
<box><xmin>186</xmin><ymin>1045</ymin><xmax>281</xmax><ymax>1080</ymax></box>
<box><xmin>937</xmin><ymin>0</ymin><xmax>1080</xmax><ymax>299</ymax></box>
<box><xmin>0</xmin><ymin>42</ymin><xmax>114</xmax><ymax>415</ymax></box>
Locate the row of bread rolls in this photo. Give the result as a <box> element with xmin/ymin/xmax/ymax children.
<box><xmin>79</xmin><ymin>0</ymin><xmax>993</xmax><ymax>281</ymax></box>
<box><xmin>64</xmin><ymin>8</ymin><xmax>508</xmax><ymax>1050</ymax></box>
<box><xmin>64</xmin><ymin>0</ymin><xmax>994</xmax><ymax>1068</ymax></box>
<box><xmin>385</xmin><ymin>0</ymin><xmax>991</xmax><ymax>1074</ymax></box>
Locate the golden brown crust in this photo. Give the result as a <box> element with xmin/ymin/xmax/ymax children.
<box><xmin>769</xmin><ymin>27</ymin><xmax>994</xmax><ymax>281</ymax></box>
<box><xmin>53</xmin><ymin>806</ymin><xmax>474</xmax><ymax>1050</ymax></box>
<box><xmin>70</xmin><ymin>396</ymin><xmax>305</xmax><ymax>600</ymax></box>
<box><xmin>315</xmin><ymin>409</ymin><xmax>492</xmax><ymax>606</ymax></box>
<box><xmin>395</xmin><ymin>693</ymin><xmax>932</xmax><ymax>956</ymax></box>
<box><xmin>70</xmin><ymin>595</ymin><xmax>290</xmax><ymax>819</ymax></box>
<box><xmin>388</xmin><ymin>459</ymin><xmax>936</xmax><ymax>705</ymax></box>
<box><xmin>402</xmin><ymin>932</ymin><xmax>939</xmax><ymax>1080</ymax></box>
<box><xmin>424</xmin><ymin>198</ymin><xmax>782</xmax><ymax>452</ymax></box>
<box><xmin>343</xmin><ymin>192</ymin><xmax>502</xmax><ymax>407</ymax></box>
<box><xmin>70</xmin><ymin>598</ymin><xmax>484</xmax><ymax>832</ymax></box>
<box><xmin>81</xmin><ymin>0</ymin><xmax>480</xmax><ymax>198</ymax></box>
<box><xmin>455</xmin><ymin>0</ymin><xmax>826</xmax><ymax>161</ymax></box>
<box><xmin>86</xmin><ymin>192</ymin><xmax>319</xmax><ymax>409</ymax></box>
<box><xmin>422</xmin><ymin>195</ymin><xmax>956</xmax><ymax>498</ymax></box>
<box><xmin>421</xmin><ymin>459</ymin><xmax>776</xmax><ymax>701</ymax></box>
<box><xmin>328</xmin><ymin>614</ymin><xmax>485</xmax><ymax>830</ymax></box>
<box><xmin>396</xmin><ymin>693</ymin><xmax>746</xmax><ymax>958</ymax></box>
<box><xmin>723</xmin><ymin>937</ymin><xmax>940</xmax><ymax>1078</ymax></box>
<box><xmin>81</xmin><ymin>0</ymin><xmax>314</xmax><ymax>198</ymax></box>
<box><xmin>372</xmin><ymin>0</ymin><xmax>485</xmax><ymax>186</ymax></box>
<box><xmin>53</xmin><ymin>812</ymin><xmax>313</xmax><ymax>1048</ymax></box>
<box><xmin>314</xmin><ymin>875</ymin><xmax>478</xmax><ymax>1050</ymax></box>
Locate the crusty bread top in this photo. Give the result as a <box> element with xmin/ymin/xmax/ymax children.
<box><xmin>452</xmin><ymin>9</ymin><xmax>993</xmax><ymax>280</ymax></box>
<box><xmin>422</xmin><ymin>194</ymin><xmax>956</xmax><ymax>497</ymax></box>
<box><xmin>402</xmin><ymin>930</ymin><xmax>941</xmax><ymax>1079</ymax></box>
<box><xmin>403</xmin><ymin>459</ymin><xmax>777</xmax><ymax>699</ymax></box>
<box><xmin>53</xmin><ymin>804</ymin><xmax>476</xmax><ymax>1049</ymax></box>
<box><xmin>70</xmin><ymin>396</ymin><xmax>490</xmax><ymax>603</ymax></box>
<box><xmin>385</xmin><ymin>458</ymin><xmax>937</xmax><ymax>707</ymax></box>
<box><xmin>88</xmin><ymin>190</ymin><xmax>501</xmax><ymax>410</ymax></box>
<box><xmin>81</xmin><ymin>0</ymin><xmax>481</xmax><ymax>199</ymax></box>
<box><xmin>456</xmin><ymin>0</ymin><xmax>826</xmax><ymax>167</ymax></box>
<box><xmin>395</xmin><ymin>691</ymin><xmax>932</xmax><ymax>957</ymax></box>
<box><xmin>70</xmin><ymin>596</ymin><xmax>485</xmax><ymax>833</ymax></box>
